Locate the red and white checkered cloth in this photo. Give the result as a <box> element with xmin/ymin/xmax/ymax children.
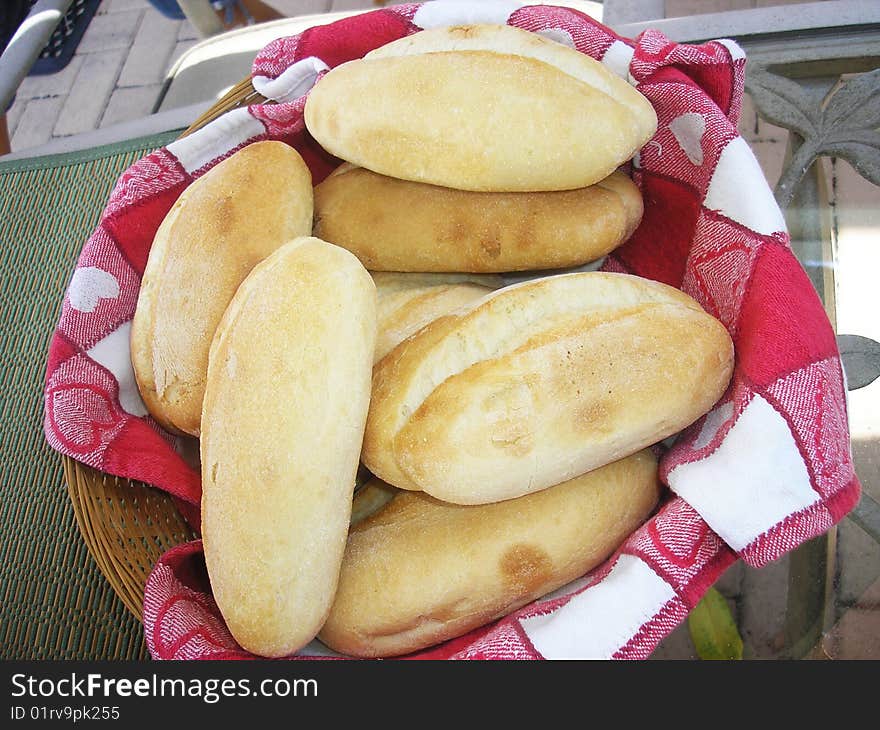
<box><xmin>42</xmin><ymin>1</ymin><xmax>861</xmax><ymax>660</ymax></box>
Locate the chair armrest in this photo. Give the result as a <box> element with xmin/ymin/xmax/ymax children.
<box><xmin>0</xmin><ymin>100</ymin><xmax>212</xmax><ymax>161</ymax></box>
<box><xmin>0</xmin><ymin>0</ymin><xmax>74</xmax><ymax>112</ymax></box>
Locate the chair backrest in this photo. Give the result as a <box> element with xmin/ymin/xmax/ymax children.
<box><xmin>0</xmin><ymin>0</ymin><xmax>74</xmax><ymax>113</ymax></box>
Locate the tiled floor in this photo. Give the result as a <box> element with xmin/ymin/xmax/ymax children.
<box><xmin>5</xmin><ymin>0</ymin><xmax>385</xmax><ymax>155</ymax></box>
<box><xmin>9</xmin><ymin>0</ymin><xmax>194</xmax><ymax>151</ymax></box>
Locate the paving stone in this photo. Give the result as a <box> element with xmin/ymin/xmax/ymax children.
<box><xmin>15</xmin><ymin>56</ymin><xmax>85</xmax><ymax>102</ymax></box>
<box><xmin>53</xmin><ymin>48</ymin><xmax>127</xmax><ymax>137</ymax></box>
<box><xmin>836</xmin><ymin>518</ymin><xmax>880</xmax><ymax>611</ymax></box>
<box><xmin>714</xmin><ymin>558</ymin><xmax>745</xmax><ymax>598</ymax></box>
<box><xmin>104</xmin><ymin>0</ymin><xmax>153</xmax><ymax>10</ymax></box>
<box><xmin>754</xmin><ymin>0</ymin><xmax>816</xmax><ymax>6</ymax></box>
<box><xmin>177</xmin><ymin>18</ymin><xmax>199</xmax><ymax>41</ymax></box>
<box><xmin>273</xmin><ymin>0</ymin><xmax>334</xmax><ymax>15</ymax></box>
<box><xmin>823</xmin><ymin>597</ymin><xmax>880</xmax><ymax>659</ymax></box>
<box><xmin>100</xmin><ymin>84</ymin><xmax>163</xmax><ymax>127</ymax></box>
<box><xmin>738</xmin><ymin>555</ymin><xmax>790</xmax><ymax>658</ymax></box>
<box><xmin>167</xmin><ymin>39</ymin><xmax>200</xmax><ymax>76</ymax></box>
<box><xmin>118</xmin><ymin>10</ymin><xmax>182</xmax><ymax>87</ymax></box>
<box><xmin>10</xmin><ymin>96</ymin><xmax>67</xmax><ymax>152</ymax></box>
<box><xmin>666</xmin><ymin>0</ymin><xmax>751</xmax><ymax>16</ymax></box>
<box><xmin>77</xmin><ymin>8</ymin><xmax>142</xmax><ymax>54</ymax></box>
<box><xmin>6</xmin><ymin>96</ymin><xmax>26</xmax><ymax>139</ymax></box>
<box><xmin>329</xmin><ymin>0</ymin><xmax>396</xmax><ymax>11</ymax></box>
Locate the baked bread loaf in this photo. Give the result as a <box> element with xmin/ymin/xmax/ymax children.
<box><xmin>319</xmin><ymin>451</ymin><xmax>661</xmax><ymax>658</ymax></box>
<box><xmin>373</xmin><ymin>272</ymin><xmax>502</xmax><ymax>363</ymax></box>
<box><xmin>363</xmin><ymin>271</ymin><xmax>734</xmax><ymax>504</ymax></box>
<box><xmin>201</xmin><ymin>236</ymin><xmax>376</xmax><ymax>658</ymax></box>
<box><xmin>304</xmin><ymin>24</ymin><xmax>657</xmax><ymax>192</ymax></box>
<box><xmin>314</xmin><ymin>167</ymin><xmax>643</xmax><ymax>272</ymax></box>
<box><xmin>131</xmin><ymin>140</ymin><xmax>313</xmax><ymax>436</ymax></box>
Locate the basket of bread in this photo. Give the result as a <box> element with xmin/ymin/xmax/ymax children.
<box><xmin>44</xmin><ymin>2</ymin><xmax>860</xmax><ymax>660</ymax></box>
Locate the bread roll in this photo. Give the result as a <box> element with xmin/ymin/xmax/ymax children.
<box><xmin>373</xmin><ymin>272</ymin><xmax>502</xmax><ymax>363</ymax></box>
<box><xmin>131</xmin><ymin>140</ymin><xmax>313</xmax><ymax>436</ymax></box>
<box><xmin>201</xmin><ymin>236</ymin><xmax>376</xmax><ymax>658</ymax></box>
<box><xmin>314</xmin><ymin>167</ymin><xmax>643</xmax><ymax>272</ymax></box>
<box><xmin>320</xmin><ymin>452</ymin><xmax>661</xmax><ymax>658</ymax></box>
<box><xmin>304</xmin><ymin>24</ymin><xmax>657</xmax><ymax>192</ymax></box>
<box><xmin>363</xmin><ymin>272</ymin><xmax>734</xmax><ymax>504</ymax></box>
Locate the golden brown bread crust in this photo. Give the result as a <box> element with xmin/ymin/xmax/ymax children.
<box><xmin>362</xmin><ymin>272</ymin><xmax>734</xmax><ymax>504</ymax></box>
<box><xmin>319</xmin><ymin>451</ymin><xmax>661</xmax><ymax>658</ymax></box>
<box><xmin>130</xmin><ymin>141</ymin><xmax>313</xmax><ymax>436</ymax></box>
<box><xmin>304</xmin><ymin>25</ymin><xmax>657</xmax><ymax>192</ymax></box>
<box><xmin>373</xmin><ymin>272</ymin><xmax>502</xmax><ymax>363</ymax></box>
<box><xmin>201</xmin><ymin>237</ymin><xmax>376</xmax><ymax>658</ymax></box>
<box><xmin>596</xmin><ymin>170</ymin><xmax>644</xmax><ymax>239</ymax></box>
<box><xmin>314</xmin><ymin>167</ymin><xmax>643</xmax><ymax>272</ymax></box>
<box><xmin>366</xmin><ymin>24</ymin><xmax>655</xmax><ymax>135</ymax></box>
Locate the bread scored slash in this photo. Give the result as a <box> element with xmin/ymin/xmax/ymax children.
<box><xmin>372</xmin><ymin>271</ymin><xmax>502</xmax><ymax>363</ymax></box>
<box><xmin>320</xmin><ymin>452</ymin><xmax>661</xmax><ymax>659</ymax></box>
<box><xmin>200</xmin><ymin>236</ymin><xmax>377</xmax><ymax>659</ymax></box>
<box><xmin>362</xmin><ymin>271</ymin><xmax>734</xmax><ymax>505</ymax></box>
<box><xmin>314</xmin><ymin>167</ymin><xmax>644</xmax><ymax>272</ymax></box>
<box><xmin>130</xmin><ymin>140</ymin><xmax>313</xmax><ymax>436</ymax></box>
<box><xmin>304</xmin><ymin>24</ymin><xmax>657</xmax><ymax>192</ymax></box>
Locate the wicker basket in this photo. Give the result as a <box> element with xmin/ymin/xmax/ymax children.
<box><xmin>63</xmin><ymin>77</ymin><xmax>269</xmax><ymax>620</ymax></box>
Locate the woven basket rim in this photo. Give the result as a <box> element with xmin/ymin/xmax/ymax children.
<box><xmin>63</xmin><ymin>76</ymin><xmax>268</xmax><ymax>621</ymax></box>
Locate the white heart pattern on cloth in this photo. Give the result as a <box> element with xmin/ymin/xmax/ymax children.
<box><xmin>67</xmin><ymin>266</ymin><xmax>120</xmax><ymax>313</ymax></box>
<box><xmin>669</xmin><ymin>112</ymin><xmax>706</xmax><ymax>166</ymax></box>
